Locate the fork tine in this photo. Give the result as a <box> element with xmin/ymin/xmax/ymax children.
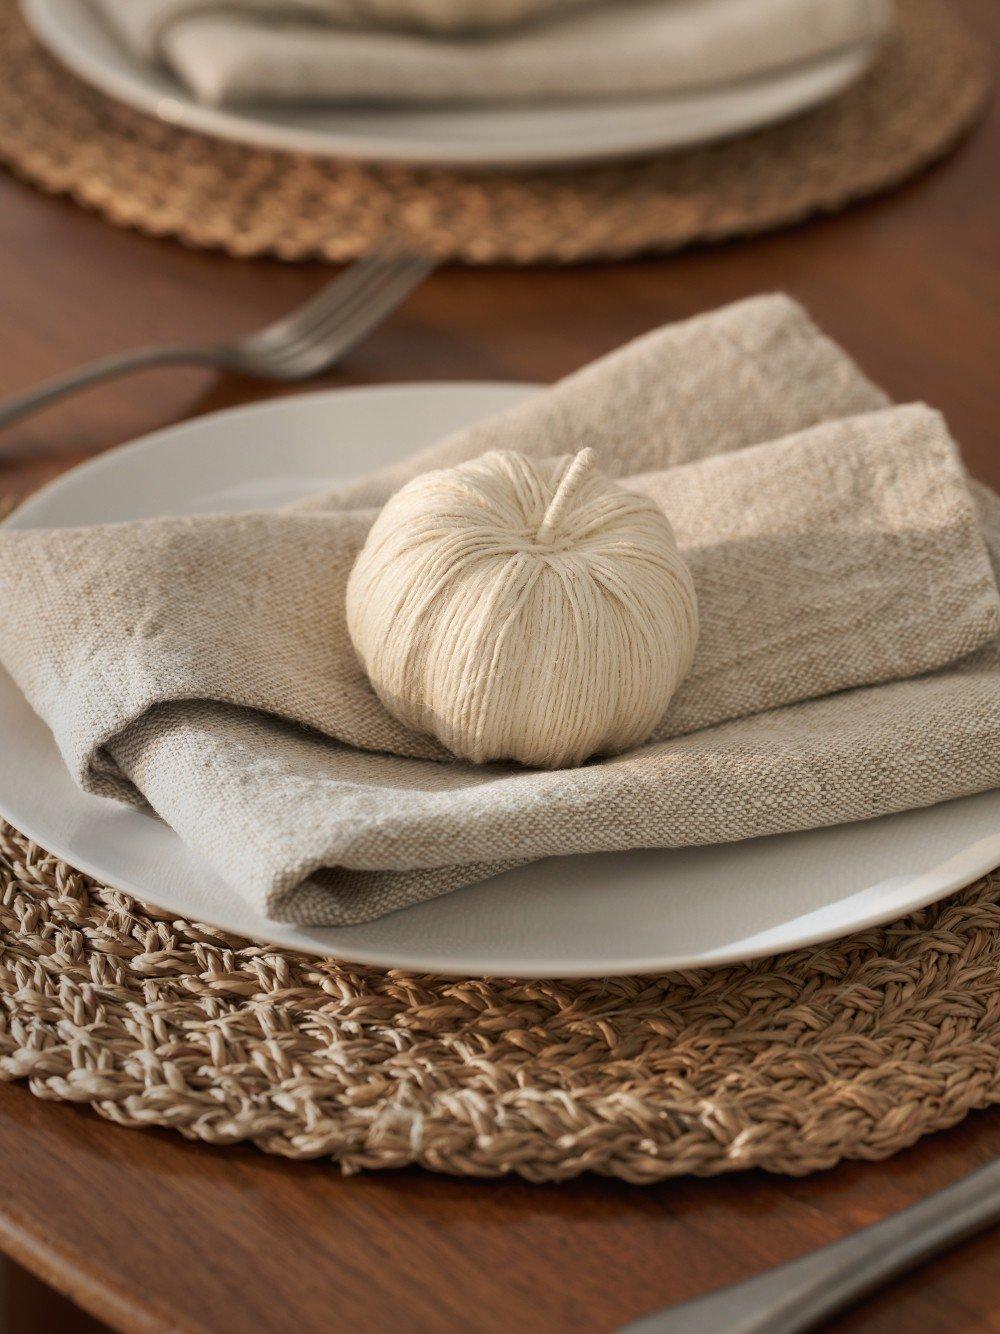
<box><xmin>244</xmin><ymin>244</ymin><xmax>411</xmax><ymax>351</ymax></box>
<box><xmin>262</xmin><ymin>258</ymin><xmax>434</xmax><ymax>373</ymax></box>
<box><xmin>272</xmin><ymin>252</ymin><xmax>412</xmax><ymax>344</ymax></box>
<box><xmin>282</xmin><ymin>256</ymin><xmax>430</xmax><ymax>354</ymax></box>
<box><xmin>259</xmin><ymin>256</ymin><xmax>429</xmax><ymax>362</ymax></box>
<box><xmin>315</xmin><ymin>257</ymin><xmax>437</xmax><ymax>353</ymax></box>
<box><xmin>255</xmin><ymin>256</ymin><xmax>435</xmax><ymax>376</ymax></box>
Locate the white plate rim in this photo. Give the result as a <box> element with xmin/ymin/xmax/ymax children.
<box><xmin>21</xmin><ymin>0</ymin><xmax>877</xmax><ymax>167</ymax></box>
<box><xmin>6</xmin><ymin>382</ymin><xmax>533</xmax><ymax>528</ymax></box>
<box><xmin>5</xmin><ymin>766</ymin><xmax>1000</xmax><ymax>978</ymax></box>
<box><xmin>3</xmin><ymin>383</ymin><xmax>1000</xmax><ymax>978</ymax></box>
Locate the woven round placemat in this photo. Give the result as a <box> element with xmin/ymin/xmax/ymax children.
<box><xmin>1</xmin><ymin>820</ymin><xmax>998</xmax><ymax>1180</ymax></box>
<box><xmin>0</xmin><ymin>0</ymin><xmax>989</xmax><ymax>264</ymax></box>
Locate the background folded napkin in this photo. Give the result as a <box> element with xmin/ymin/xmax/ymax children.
<box><xmin>93</xmin><ymin>0</ymin><xmax>891</xmax><ymax>107</ymax></box>
<box><xmin>2</xmin><ymin>295</ymin><xmax>999</xmax><ymax>926</ymax></box>
<box><xmin>98</xmin><ymin>0</ymin><xmax>588</xmax><ymax>43</ymax></box>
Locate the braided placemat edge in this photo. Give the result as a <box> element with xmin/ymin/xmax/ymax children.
<box><xmin>0</xmin><ymin>0</ymin><xmax>990</xmax><ymax>264</ymax></box>
<box><xmin>2</xmin><ymin>821</ymin><xmax>999</xmax><ymax>1180</ymax></box>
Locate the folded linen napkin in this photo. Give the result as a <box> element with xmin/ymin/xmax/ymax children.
<box><xmin>98</xmin><ymin>0</ymin><xmax>588</xmax><ymax>42</ymax></box>
<box><xmin>2</xmin><ymin>294</ymin><xmax>1000</xmax><ymax>926</ymax></box>
<box><xmin>92</xmin><ymin>0</ymin><xmax>891</xmax><ymax>107</ymax></box>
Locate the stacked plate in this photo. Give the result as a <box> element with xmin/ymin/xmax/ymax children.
<box><xmin>23</xmin><ymin>0</ymin><xmax>887</xmax><ymax>165</ymax></box>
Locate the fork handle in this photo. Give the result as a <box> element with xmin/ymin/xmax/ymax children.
<box><xmin>0</xmin><ymin>345</ymin><xmax>215</xmax><ymax>430</ymax></box>
<box><xmin>621</xmin><ymin>1158</ymin><xmax>1000</xmax><ymax>1334</ymax></box>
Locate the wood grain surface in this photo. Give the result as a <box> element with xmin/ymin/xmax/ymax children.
<box><xmin>0</xmin><ymin>3</ymin><xmax>998</xmax><ymax>1329</ymax></box>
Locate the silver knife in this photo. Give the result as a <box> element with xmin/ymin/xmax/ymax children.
<box><xmin>620</xmin><ymin>1157</ymin><xmax>1000</xmax><ymax>1334</ymax></box>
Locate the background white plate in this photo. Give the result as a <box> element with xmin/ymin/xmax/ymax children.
<box><xmin>3</xmin><ymin>384</ymin><xmax>1000</xmax><ymax>978</ymax></box>
<box><xmin>22</xmin><ymin>0</ymin><xmax>876</xmax><ymax>167</ymax></box>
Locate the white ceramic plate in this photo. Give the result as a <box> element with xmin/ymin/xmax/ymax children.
<box><xmin>3</xmin><ymin>384</ymin><xmax>1000</xmax><ymax>978</ymax></box>
<box><xmin>21</xmin><ymin>0</ymin><xmax>876</xmax><ymax>167</ymax></box>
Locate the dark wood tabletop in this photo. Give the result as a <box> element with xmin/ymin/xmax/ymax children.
<box><xmin>1</xmin><ymin>4</ymin><xmax>998</xmax><ymax>1329</ymax></box>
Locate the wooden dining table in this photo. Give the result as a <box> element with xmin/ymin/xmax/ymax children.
<box><xmin>1</xmin><ymin>4</ymin><xmax>998</xmax><ymax>1327</ymax></box>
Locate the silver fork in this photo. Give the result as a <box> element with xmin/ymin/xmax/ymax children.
<box><xmin>0</xmin><ymin>247</ymin><xmax>436</xmax><ymax>431</ymax></box>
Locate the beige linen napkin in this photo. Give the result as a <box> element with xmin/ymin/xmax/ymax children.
<box><xmin>2</xmin><ymin>294</ymin><xmax>1000</xmax><ymax>926</ymax></box>
<box><xmin>92</xmin><ymin>0</ymin><xmax>891</xmax><ymax>107</ymax></box>
<box><xmin>96</xmin><ymin>0</ymin><xmax>588</xmax><ymax>43</ymax></box>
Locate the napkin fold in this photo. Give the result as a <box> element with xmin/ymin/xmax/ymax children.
<box><xmin>93</xmin><ymin>0</ymin><xmax>891</xmax><ymax>107</ymax></box>
<box><xmin>2</xmin><ymin>294</ymin><xmax>1000</xmax><ymax>926</ymax></box>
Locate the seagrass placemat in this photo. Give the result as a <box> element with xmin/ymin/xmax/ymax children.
<box><xmin>1</xmin><ymin>819</ymin><xmax>998</xmax><ymax>1180</ymax></box>
<box><xmin>0</xmin><ymin>0</ymin><xmax>989</xmax><ymax>263</ymax></box>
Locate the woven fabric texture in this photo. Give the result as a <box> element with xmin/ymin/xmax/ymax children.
<box><xmin>0</xmin><ymin>0</ymin><xmax>987</xmax><ymax>263</ymax></box>
<box><xmin>1</xmin><ymin>820</ymin><xmax>998</xmax><ymax>1180</ymax></box>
